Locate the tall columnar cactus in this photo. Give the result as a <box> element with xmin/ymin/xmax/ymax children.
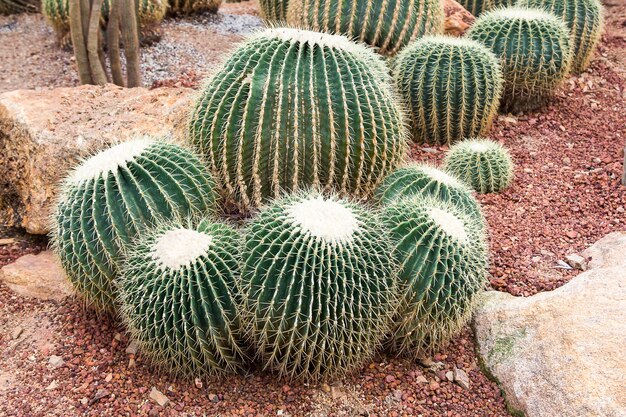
<box><xmin>188</xmin><ymin>28</ymin><xmax>407</xmax><ymax>212</ymax></box>
<box><xmin>393</xmin><ymin>36</ymin><xmax>503</xmax><ymax>145</ymax></box>
<box><xmin>242</xmin><ymin>192</ymin><xmax>399</xmax><ymax>381</ymax></box>
<box><xmin>467</xmin><ymin>7</ymin><xmax>572</xmax><ymax>113</ymax></box>
<box><xmin>51</xmin><ymin>138</ymin><xmax>218</xmax><ymax>313</ymax></box>
<box><xmin>42</xmin><ymin>0</ymin><xmax>166</xmax><ymax>38</ymax></box>
<box><xmin>0</xmin><ymin>0</ymin><xmax>39</xmax><ymax>14</ymax></box>
<box><xmin>258</xmin><ymin>0</ymin><xmax>289</xmax><ymax>21</ymax></box>
<box><xmin>118</xmin><ymin>218</ymin><xmax>247</xmax><ymax>376</ymax></box>
<box><xmin>384</xmin><ymin>195</ymin><xmax>488</xmax><ymax>356</ymax></box>
<box><xmin>375</xmin><ymin>164</ymin><xmax>484</xmax><ymax>221</ymax></box>
<box><xmin>168</xmin><ymin>0</ymin><xmax>221</xmax><ymax>15</ymax></box>
<box><xmin>286</xmin><ymin>0</ymin><xmax>444</xmax><ymax>56</ymax></box>
<box><xmin>444</xmin><ymin>138</ymin><xmax>514</xmax><ymax>193</ymax></box>
<box><xmin>457</xmin><ymin>0</ymin><xmax>513</xmax><ymax>16</ymax></box>
<box><xmin>519</xmin><ymin>0</ymin><xmax>604</xmax><ymax>73</ymax></box>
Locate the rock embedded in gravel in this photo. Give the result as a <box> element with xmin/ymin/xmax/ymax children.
<box><xmin>474</xmin><ymin>232</ymin><xmax>626</xmax><ymax>417</ymax></box>
<box><xmin>48</xmin><ymin>355</ymin><xmax>64</xmax><ymax>368</ymax></box>
<box><xmin>453</xmin><ymin>368</ymin><xmax>470</xmax><ymax>390</ymax></box>
<box><xmin>565</xmin><ymin>253</ymin><xmax>587</xmax><ymax>271</ymax></box>
<box><xmin>149</xmin><ymin>387</ymin><xmax>169</xmax><ymax>407</ymax></box>
<box><xmin>0</xmin><ymin>84</ymin><xmax>194</xmax><ymax>234</ymax></box>
<box><xmin>0</xmin><ymin>251</ymin><xmax>71</xmax><ymax>301</ymax></box>
<box><xmin>125</xmin><ymin>340</ymin><xmax>139</xmax><ymax>355</ymax></box>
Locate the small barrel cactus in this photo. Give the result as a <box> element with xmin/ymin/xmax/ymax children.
<box><xmin>519</xmin><ymin>0</ymin><xmax>604</xmax><ymax>73</ymax></box>
<box><xmin>384</xmin><ymin>195</ymin><xmax>488</xmax><ymax>356</ymax></box>
<box><xmin>242</xmin><ymin>192</ymin><xmax>399</xmax><ymax>381</ymax></box>
<box><xmin>51</xmin><ymin>138</ymin><xmax>218</xmax><ymax>313</ymax></box>
<box><xmin>0</xmin><ymin>0</ymin><xmax>39</xmax><ymax>14</ymax></box>
<box><xmin>467</xmin><ymin>7</ymin><xmax>572</xmax><ymax>113</ymax></box>
<box><xmin>188</xmin><ymin>28</ymin><xmax>407</xmax><ymax>212</ymax></box>
<box><xmin>393</xmin><ymin>36</ymin><xmax>503</xmax><ymax>145</ymax></box>
<box><xmin>286</xmin><ymin>0</ymin><xmax>444</xmax><ymax>56</ymax></box>
<box><xmin>375</xmin><ymin>163</ymin><xmax>483</xmax><ymax>221</ymax></box>
<box><xmin>444</xmin><ymin>138</ymin><xmax>514</xmax><ymax>193</ymax></box>
<box><xmin>258</xmin><ymin>0</ymin><xmax>289</xmax><ymax>21</ymax></box>
<box><xmin>168</xmin><ymin>0</ymin><xmax>221</xmax><ymax>15</ymax></box>
<box><xmin>457</xmin><ymin>0</ymin><xmax>513</xmax><ymax>16</ymax></box>
<box><xmin>118</xmin><ymin>218</ymin><xmax>247</xmax><ymax>376</ymax></box>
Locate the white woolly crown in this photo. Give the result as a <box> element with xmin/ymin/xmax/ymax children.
<box><xmin>70</xmin><ymin>138</ymin><xmax>153</xmax><ymax>183</ymax></box>
<box><xmin>428</xmin><ymin>207</ymin><xmax>468</xmax><ymax>243</ymax></box>
<box><xmin>151</xmin><ymin>228</ymin><xmax>214</xmax><ymax>271</ymax></box>
<box><xmin>286</xmin><ymin>196</ymin><xmax>361</xmax><ymax>245</ymax></box>
<box><xmin>420</xmin><ymin>166</ymin><xmax>464</xmax><ymax>187</ymax></box>
<box><xmin>261</xmin><ymin>27</ymin><xmax>371</xmax><ymax>56</ymax></box>
<box><xmin>491</xmin><ymin>7</ymin><xmax>555</xmax><ymax>22</ymax></box>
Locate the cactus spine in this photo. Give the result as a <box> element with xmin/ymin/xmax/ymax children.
<box><xmin>188</xmin><ymin>28</ymin><xmax>407</xmax><ymax>212</ymax></box>
<box><xmin>444</xmin><ymin>138</ymin><xmax>514</xmax><ymax>193</ymax></box>
<box><xmin>519</xmin><ymin>0</ymin><xmax>604</xmax><ymax>73</ymax></box>
<box><xmin>467</xmin><ymin>7</ymin><xmax>572</xmax><ymax>113</ymax></box>
<box><xmin>384</xmin><ymin>196</ymin><xmax>488</xmax><ymax>356</ymax></box>
<box><xmin>119</xmin><ymin>218</ymin><xmax>247</xmax><ymax>376</ymax></box>
<box><xmin>457</xmin><ymin>0</ymin><xmax>513</xmax><ymax>16</ymax></box>
<box><xmin>242</xmin><ymin>192</ymin><xmax>399</xmax><ymax>381</ymax></box>
<box><xmin>51</xmin><ymin>138</ymin><xmax>218</xmax><ymax>313</ymax></box>
<box><xmin>286</xmin><ymin>0</ymin><xmax>444</xmax><ymax>56</ymax></box>
<box><xmin>258</xmin><ymin>0</ymin><xmax>289</xmax><ymax>21</ymax></box>
<box><xmin>393</xmin><ymin>36</ymin><xmax>503</xmax><ymax>145</ymax></box>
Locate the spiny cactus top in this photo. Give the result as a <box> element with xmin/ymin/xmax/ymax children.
<box><xmin>519</xmin><ymin>0</ymin><xmax>604</xmax><ymax>73</ymax></box>
<box><xmin>375</xmin><ymin>163</ymin><xmax>484</xmax><ymax>221</ymax></box>
<box><xmin>242</xmin><ymin>192</ymin><xmax>399</xmax><ymax>381</ymax></box>
<box><xmin>188</xmin><ymin>28</ymin><xmax>407</xmax><ymax>212</ymax></box>
<box><xmin>467</xmin><ymin>7</ymin><xmax>572</xmax><ymax>113</ymax></box>
<box><xmin>384</xmin><ymin>195</ymin><xmax>488</xmax><ymax>356</ymax></box>
<box><xmin>393</xmin><ymin>36</ymin><xmax>503</xmax><ymax>145</ymax></box>
<box><xmin>168</xmin><ymin>0</ymin><xmax>221</xmax><ymax>15</ymax></box>
<box><xmin>118</xmin><ymin>218</ymin><xmax>247</xmax><ymax>376</ymax></box>
<box><xmin>51</xmin><ymin>138</ymin><xmax>218</xmax><ymax>313</ymax></box>
<box><xmin>444</xmin><ymin>138</ymin><xmax>514</xmax><ymax>193</ymax></box>
<box><xmin>457</xmin><ymin>0</ymin><xmax>513</xmax><ymax>17</ymax></box>
<box><xmin>258</xmin><ymin>0</ymin><xmax>289</xmax><ymax>21</ymax></box>
<box><xmin>286</xmin><ymin>0</ymin><xmax>444</xmax><ymax>56</ymax></box>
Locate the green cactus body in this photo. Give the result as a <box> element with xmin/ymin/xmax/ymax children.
<box><xmin>168</xmin><ymin>0</ymin><xmax>221</xmax><ymax>15</ymax></box>
<box><xmin>375</xmin><ymin>164</ymin><xmax>484</xmax><ymax>221</ymax></box>
<box><xmin>384</xmin><ymin>195</ymin><xmax>488</xmax><ymax>356</ymax></box>
<box><xmin>393</xmin><ymin>36</ymin><xmax>503</xmax><ymax>145</ymax></box>
<box><xmin>51</xmin><ymin>138</ymin><xmax>218</xmax><ymax>313</ymax></box>
<box><xmin>0</xmin><ymin>0</ymin><xmax>39</xmax><ymax>14</ymax></box>
<box><xmin>457</xmin><ymin>0</ymin><xmax>513</xmax><ymax>16</ymax></box>
<box><xmin>286</xmin><ymin>0</ymin><xmax>444</xmax><ymax>56</ymax></box>
<box><xmin>444</xmin><ymin>138</ymin><xmax>514</xmax><ymax>193</ymax></box>
<box><xmin>258</xmin><ymin>0</ymin><xmax>289</xmax><ymax>21</ymax></box>
<box><xmin>118</xmin><ymin>218</ymin><xmax>247</xmax><ymax>376</ymax></box>
<box><xmin>242</xmin><ymin>193</ymin><xmax>399</xmax><ymax>381</ymax></box>
<box><xmin>519</xmin><ymin>0</ymin><xmax>603</xmax><ymax>73</ymax></box>
<box><xmin>188</xmin><ymin>28</ymin><xmax>407</xmax><ymax>212</ymax></box>
<box><xmin>466</xmin><ymin>7</ymin><xmax>572</xmax><ymax>113</ymax></box>
<box><xmin>42</xmin><ymin>0</ymin><xmax>166</xmax><ymax>37</ymax></box>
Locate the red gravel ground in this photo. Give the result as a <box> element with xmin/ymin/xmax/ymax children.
<box><xmin>1</xmin><ymin>1</ymin><xmax>625</xmax><ymax>416</ymax></box>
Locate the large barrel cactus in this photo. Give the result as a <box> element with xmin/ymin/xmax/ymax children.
<box><xmin>519</xmin><ymin>0</ymin><xmax>604</xmax><ymax>73</ymax></box>
<box><xmin>51</xmin><ymin>138</ymin><xmax>218</xmax><ymax>313</ymax></box>
<box><xmin>0</xmin><ymin>0</ymin><xmax>38</xmax><ymax>14</ymax></box>
<box><xmin>286</xmin><ymin>0</ymin><xmax>444</xmax><ymax>56</ymax></box>
<box><xmin>242</xmin><ymin>192</ymin><xmax>399</xmax><ymax>381</ymax></box>
<box><xmin>393</xmin><ymin>36</ymin><xmax>503</xmax><ymax>145</ymax></box>
<box><xmin>457</xmin><ymin>0</ymin><xmax>513</xmax><ymax>16</ymax></box>
<box><xmin>444</xmin><ymin>138</ymin><xmax>514</xmax><ymax>193</ymax></box>
<box><xmin>467</xmin><ymin>7</ymin><xmax>572</xmax><ymax>113</ymax></box>
<box><xmin>168</xmin><ymin>0</ymin><xmax>221</xmax><ymax>15</ymax></box>
<box><xmin>188</xmin><ymin>28</ymin><xmax>407</xmax><ymax>212</ymax></box>
<box><xmin>42</xmin><ymin>0</ymin><xmax>166</xmax><ymax>39</ymax></box>
<box><xmin>118</xmin><ymin>218</ymin><xmax>247</xmax><ymax>376</ymax></box>
<box><xmin>258</xmin><ymin>0</ymin><xmax>289</xmax><ymax>21</ymax></box>
<box><xmin>384</xmin><ymin>195</ymin><xmax>488</xmax><ymax>356</ymax></box>
<box><xmin>375</xmin><ymin>163</ymin><xmax>483</xmax><ymax>221</ymax></box>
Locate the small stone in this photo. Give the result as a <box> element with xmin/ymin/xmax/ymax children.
<box><xmin>113</xmin><ymin>333</ymin><xmax>122</xmax><ymax>342</ymax></box>
<box><xmin>565</xmin><ymin>231</ymin><xmax>578</xmax><ymax>239</ymax></box>
<box><xmin>393</xmin><ymin>389</ymin><xmax>403</xmax><ymax>401</ymax></box>
<box><xmin>0</xmin><ymin>238</ymin><xmax>15</xmax><ymax>245</ymax></box>
<box><xmin>46</xmin><ymin>380</ymin><xmax>58</xmax><ymax>390</ymax></box>
<box><xmin>445</xmin><ymin>371</ymin><xmax>455</xmax><ymax>382</ymax></box>
<box><xmin>416</xmin><ymin>375</ymin><xmax>428</xmax><ymax>384</ymax></box>
<box><xmin>429</xmin><ymin>381</ymin><xmax>440</xmax><ymax>391</ymax></box>
<box><xmin>385</xmin><ymin>374</ymin><xmax>396</xmax><ymax>383</ymax></box>
<box><xmin>562</xmin><ymin>157</ymin><xmax>571</xmax><ymax>165</ymax></box>
<box><xmin>12</xmin><ymin>326</ymin><xmax>23</xmax><ymax>340</ymax></box>
<box><xmin>125</xmin><ymin>340</ymin><xmax>139</xmax><ymax>355</ymax></box>
<box><xmin>79</xmin><ymin>398</ymin><xmax>88</xmax><ymax>406</ymax></box>
<box><xmin>104</xmin><ymin>373</ymin><xmax>113</xmax><ymax>383</ymax></box>
<box><xmin>128</xmin><ymin>358</ymin><xmax>136</xmax><ymax>368</ymax></box>
<box><xmin>418</xmin><ymin>356</ymin><xmax>435</xmax><ymax>367</ymax></box>
<box><xmin>321</xmin><ymin>383</ymin><xmax>331</xmax><ymax>393</ymax></box>
<box><xmin>499</xmin><ymin>115</ymin><xmax>518</xmax><ymax>124</ymax></box>
<box><xmin>282</xmin><ymin>384</ymin><xmax>291</xmax><ymax>393</ymax></box>
<box><xmin>150</xmin><ymin>387</ymin><xmax>169</xmax><ymax>407</ymax></box>
<box><xmin>48</xmin><ymin>355</ymin><xmax>64</xmax><ymax>368</ymax></box>
<box><xmin>566</xmin><ymin>254</ymin><xmax>588</xmax><ymax>271</ymax></box>
<box><xmin>422</xmin><ymin>147</ymin><xmax>439</xmax><ymax>154</ymax></box>
<box><xmin>93</xmin><ymin>388</ymin><xmax>110</xmax><ymax>402</ymax></box>
<box><xmin>330</xmin><ymin>386</ymin><xmax>346</xmax><ymax>400</ymax></box>
<box><xmin>453</xmin><ymin>368</ymin><xmax>470</xmax><ymax>389</ymax></box>
<box><xmin>208</xmin><ymin>393</ymin><xmax>219</xmax><ymax>403</ymax></box>
<box><xmin>194</xmin><ymin>378</ymin><xmax>202</xmax><ymax>389</ymax></box>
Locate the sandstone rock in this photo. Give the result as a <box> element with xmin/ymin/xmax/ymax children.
<box><xmin>474</xmin><ymin>231</ymin><xmax>626</xmax><ymax>417</ymax></box>
<box><xmin>443</xmin><ymin>0</ymin><xmax>475</xmax><ymax>36</ymax></box>
<box><xmin>0</xmin><ymin>251</ymin><xmax>72</xmax><ymax>301</ymax></box>
<box><xmin>149</xmin><ymin>387</ymin><xmax>169</xmax><ymax>407</ymax></box>
<box><xmin>0</xmin><ymin>84</ymin><xmax>194</xmax><ymax>234</ymax></box>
